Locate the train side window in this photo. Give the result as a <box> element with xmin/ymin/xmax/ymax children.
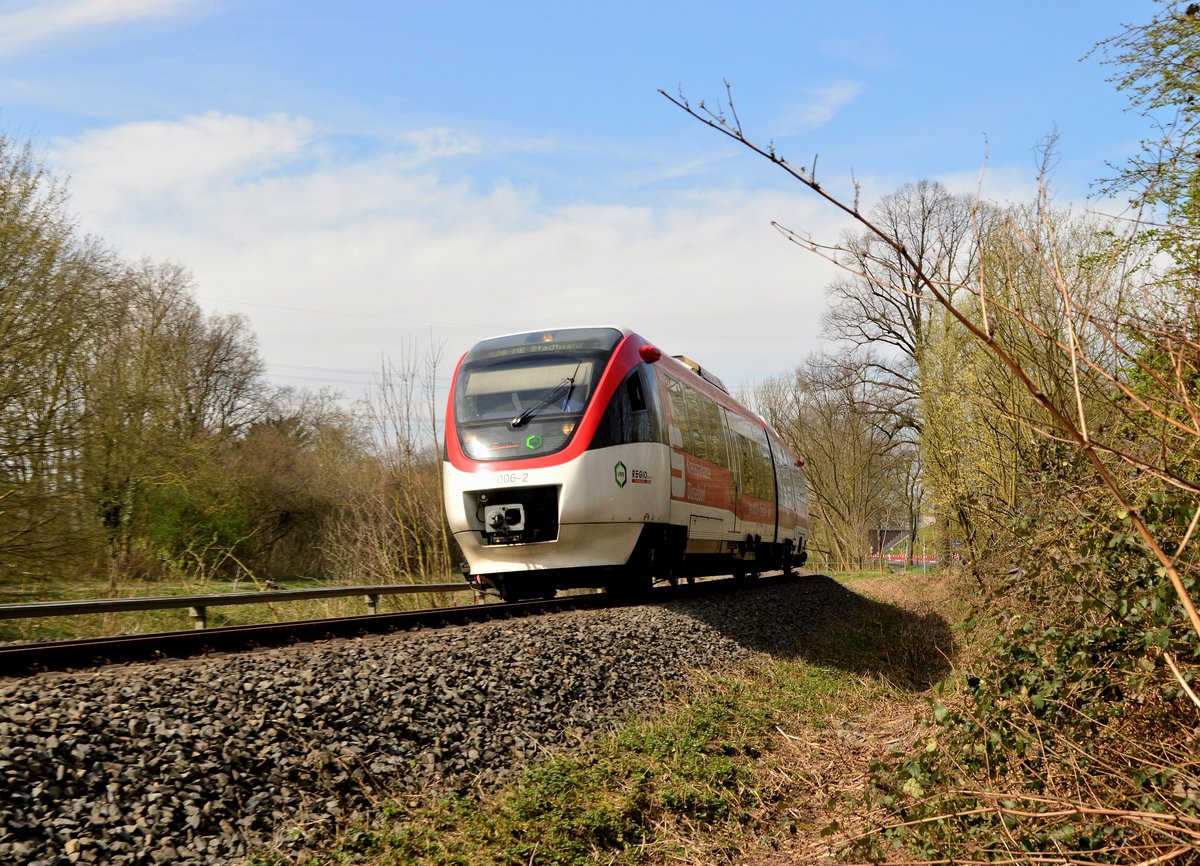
<box><xmin>702</xmin><ymin>397</ymin><xmax>728</xmax><ymax>467</ymax></box>
<box><xmin>590</xmin><ymin>366</ymin><xmax>659</xmax><ymax>449</ymax></box>
<box><xmin>682</xmin><ymin>387</ymin><xmax>707</xmax><ymax>461</ymax></box>
<box><xmin>769</xmin><ymin>438</ymin><xmax>791</xmax><ymax>510</ymax></box>
<box><xmin>665</xmin><ymin>376</ymin><xmax>687</xmax><ymax>449</ymax></box>
<box><xmin>640</xmin><ymin>365</ymin><xmax>667</xmax><ymax>443</ymax></box>
<box><xmin>734</xmin><ymin>430</ymin><xmax>773</xmax><ymax>501</ymax></box>
<box><xmin>757</xmin><ymin>436</ymin><xmax>774</xmax><ymax>500</ymax></box>
<box><xmin>627</xmin><ymin>371</ymin><xmax>646</xmax><ymax>411</ymax></box>
<box><xmin>733</xmin><ymin>433</ymin><xmax>753</xmax><ymax>496</ymax></box>
<box><xmin>721</xmin><ymin>408</ymin><xmax>740</xmax><ymax>486</ymax></box>
<box><xmin>629</xmin><ymin>368</ymin><xmax>654</xmax><ymax>442</ymax></box>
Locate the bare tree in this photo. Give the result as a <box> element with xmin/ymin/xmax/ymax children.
<box><xmin>0</xmin><ymin>135</ymin><xmax>115</xmax><ymax>573</ymax></box>
<box><xmin>82</xmin><ymin>260</ymin><xmax>270</xmax><ymax>586</ymax></box>
<box><xmin>662</xmin><ymin>77</ymin><xmax>1200</xmax><ymax>862</ymax></box>
<box><xmin>824</xmin><ymin>180</ymin><xmax>982</xmax><ymax>434</ymax></box>
<box><xmin>325</xmin><ymin>338</ymin><xmax>453</xmax><ymax>585</ymax></box>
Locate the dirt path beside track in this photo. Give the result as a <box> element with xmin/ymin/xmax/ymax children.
<box><xmin>735</xmin><ymin>570</ymin><xmax>963</xmax><ymax>865</ymax></box>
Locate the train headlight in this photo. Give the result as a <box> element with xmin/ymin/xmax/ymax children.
<box><xmin>484</xmin><ymin>504</ymin><xmax>525</xmax><ymax>532</ymax></box>
<box><xmin>562</xmin><ymin>421</ymin><xmax>576</xmax><ymax>436</ymax></box>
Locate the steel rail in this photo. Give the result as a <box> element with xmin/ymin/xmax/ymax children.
<box><xmin>0</xmin><ymin>571</ymin><xmax>797</xmax><ymax>679</ymax></box>
<box><xmin>0</xmin><ymin>582</ymin><xmax>472</xmax><ymax>628</ymax></box>
<box><xmin>0</xmin><ymin>593</ymin><xmax>597</xmax><ymax>678</ymax></box>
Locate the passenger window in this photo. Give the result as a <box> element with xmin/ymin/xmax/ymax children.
<box><xmin>681</xmin><ymin>388</ymin><xmax>704</xmax><ymax>460</ymax></box>
<box><xmin>590</xmin><ymin>367</ymin><xmax>658</xmax><ymax>449</ymax></box>
<box><xmin>665</xmin><ymin>376</ymin><xmax>687</xmax><ymax>449</ymax></box>
<box><xmin>627</xmin><ymin>372</ymin><xmax>646</xmax><ymax>411</ymax></box>
<box><xmin>702</xmin><ymin>398</ymin><xmax>727</xmax><ymax>467</ymax></box>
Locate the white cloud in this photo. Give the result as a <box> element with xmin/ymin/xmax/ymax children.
<box><xmin>53</xmin><ymin>112</ymin><xmax>315</xmax><ymax>214</ymax></box>
<box><xmin>932</xmin><ymin>165</ymin><xmax>1052</xmax><ymax>211</ymax></box>
<box><xmin>775</xmin><ymin>82</ymin><xmax>861</xmax><ymax>134</ymax></box>
<box><xmin>0</xmin><ymin>0</ymin><xmax>201</xmax><ymax>58</ymax></box>
<box><xmin>50</xmin><ymin>112</ymin><xmax>852</xmax><ymax>402</ymax></box>
<box><xmin>391</xmin><ymin>128</ymin><xmax>485</xmax><ymax>166</ymax></box>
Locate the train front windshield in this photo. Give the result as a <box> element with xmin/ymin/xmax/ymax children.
<box><xmin>453</xmin><ymin>328</ymin><xmax>623</xmax><ymax>462</ymax></box>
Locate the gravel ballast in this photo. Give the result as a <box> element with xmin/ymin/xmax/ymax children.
<box><xmin>0</xmin><ymin>578</ymin><xmax>850</xmax><ymax>865</ymax></box>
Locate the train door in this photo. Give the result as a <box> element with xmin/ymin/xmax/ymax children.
<box><xmin>721</xmin><ymin>406</ymin><xmax>743</xmax><ymax>543</ymax></box>
<box><xmin>725</xmin><ymin>413</ymin><xmax>777</xmax><ymax>544</ymax></box>
<box><xmin>662</xmin><ymin>375</ymin><xmax>734</xmax><ymax>554</ymax></box>
<box><xmin>766</xmin><ymin>433</ymin><xmax>788</xmax><ymax>545</ymax></box>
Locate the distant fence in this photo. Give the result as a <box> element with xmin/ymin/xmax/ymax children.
<box><xmin>877</xmin><ymin>553</ymin><xmax>939</xmax><ymax>567</ymax></box>
<box><xmin>0</xmin><ymin>582</ymin><xmax>474</xmax><ymax>629</ymax></box>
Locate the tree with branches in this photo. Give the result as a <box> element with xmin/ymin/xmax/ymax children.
<box><xmin>661</xmin><ymin>37</ymin><xmax>1200</xmax><ymax>858</ymax></box>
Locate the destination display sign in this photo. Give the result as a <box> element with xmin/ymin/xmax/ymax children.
<box><xmin>467</xmin><ymin>327</ymin><xmax>623</xmax><ymax>362</ymax></box>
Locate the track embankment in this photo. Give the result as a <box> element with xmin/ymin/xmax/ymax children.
<box><xmin>0</xmin><ymin>575</ymin><xmax>941</xmax><ymax>866</ymax></box>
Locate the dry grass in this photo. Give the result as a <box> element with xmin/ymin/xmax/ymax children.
<box><xmin>720</xmin><ymin>570</ymin><xmax>964</xmax><ymax>865</ymax></box>
<box><xmin>736</xmin><ymin>700</ymin><xmax>927</xmax><ymax>865</ymax></box>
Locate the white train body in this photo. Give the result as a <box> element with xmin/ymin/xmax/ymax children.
<box><xmin>442</xmin><ymin>327</ymin><xmax>809</xmax><ymax>600</ymax></box>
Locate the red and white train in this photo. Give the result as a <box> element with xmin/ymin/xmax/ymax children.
<box><xmin>442</xmin><ymin>327</ymin><xmax>809</xmax><ymax>601</ymax></box>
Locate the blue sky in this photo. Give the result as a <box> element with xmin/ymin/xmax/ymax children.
<box><xmin>0</xmin><ymin>0</ymin><xmax>1160</xmax><ymax>404</ymax></box>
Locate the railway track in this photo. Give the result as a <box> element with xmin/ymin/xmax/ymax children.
<box><xmin>2</xmin><ymin>571</ymin><xmax>829</xmax><ymax>866</ymax></box>
<box><xmin>1</xmin><ymin>571</ymin><xmax>795</xmax><ymax>678</ymax></box>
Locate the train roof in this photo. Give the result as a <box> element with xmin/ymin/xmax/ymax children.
<box><xmin>465</xmin><ymin>325</ymin><xmax>730</xmax><ymax>393</ymax></box>
<box><xmin>668</xmin><ymin>354</ymin><xmax>728</xmax><ymax>394</ymax></box>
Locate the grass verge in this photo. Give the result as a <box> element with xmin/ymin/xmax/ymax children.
<box><xmin>0</xmin><ymin>575</ymin><xmax>470</xmax><ymax>642</ymax></box>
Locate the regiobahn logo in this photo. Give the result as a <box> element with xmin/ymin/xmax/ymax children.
<box><xmin>613</xmin><ymin>461</ymin><xmax>652</xmax><ymax>487</ymax></box>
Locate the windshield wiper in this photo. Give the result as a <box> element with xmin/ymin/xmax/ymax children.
<box><xmin>510</xmin><ymin>376</ymin><xmax>574</xmax><ymax>429</ymax></box>
<box><xmin>508</xmin><ymin>361</ymin><xmax>585</xmax><ymax>429</ymax></box>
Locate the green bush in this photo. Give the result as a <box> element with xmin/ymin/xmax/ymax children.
<box><xmin>862</xmin><ymin>474</ymin><xmax>1200</xmax><ymax>861</ymax></box>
